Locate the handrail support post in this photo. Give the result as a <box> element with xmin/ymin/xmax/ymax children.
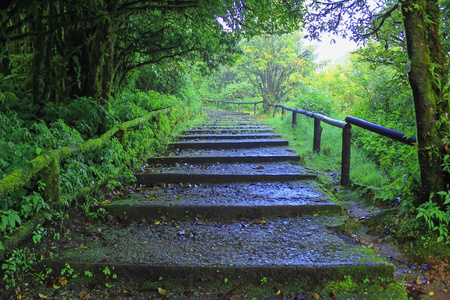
<box><xmin>341</xmin><ymin>124</ymin><xmax>352</xmax><ymax>186</ymax></box>
<box><xmin>41</xmin><ymin>156</ymin><xmax>61</xmax><ymax>204</ymax></box>
<box><xmin>313</xmin><ymin>118</ymin><xmax>322</xmax><ymax>152</ymax></box>
<box><xmin>292</xmin><ymin>112</ymin><xmax>297</xmax><ymax>127</ymax></box>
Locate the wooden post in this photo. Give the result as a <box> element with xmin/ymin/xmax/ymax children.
<box><xmin>254</xmin><ymin>103</ymin><xmax>257</xmax><ymax>114</ymax></box>
<box><xmin>217</xmin><ymin>101</ymin><xmax>219</xmax><ymax>109</ymax></box>
<box><xmin>117</xmin><ymin>128</ymin><xmax>127</xmax><ymax>150</ymax></box>
<box><xmin>268</xmin><ymin>105</ymin><xmax>272</xmax><ymax>115</ymax></box>
<box><xmin>41</xmin><ymin>156</ymin><xmax>60</xmax><ymax>204</ymax></box>
<box><xmin>238</xmin><ymin>103</ymin><xmax>241</xmax><ymax>113</ymax></box>
<box><xmin>313</xmin><ymin>118</ymin><xmax>322</xmax><ymax>152</ymax></box>
<box><xmin>281</xmin><ymin>107</ymin><xmax>286</xmax><ymax>120</ymax></box>
<box><xmin>341</xmin><ymin>124</ymin><xmax>352</xmax><ymax>186</ymax></box>
<box><xmin>273</xmin><ymin>106</ymin><xmax>278</xmax><ymax>118</ymax></box>
<box><xmin>292</xmin><ymin>112</ymin><xmax>297</xmax><ymax>127</ymax></box>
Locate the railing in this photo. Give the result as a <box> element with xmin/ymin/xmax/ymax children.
<box><xmin>203</xmin><ymin>99</ymin><xmax>263</xmax><ymax>114</ymax></box>
<box><xmin>268</xmin><ymin>104</ymin><xmax>416</xmax><ymax>186</ymax></box>
<box><xmin>0</xmin><ymin>107</ymin><xmax>171</xmax><ymax>258</ymax></box>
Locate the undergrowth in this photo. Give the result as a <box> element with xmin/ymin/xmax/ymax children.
<box><xmin>0</xmin><ymin>88</ymin><xmax>202</xmax><ymax>258</ymax></box>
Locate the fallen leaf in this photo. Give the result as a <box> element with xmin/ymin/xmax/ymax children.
<box><xmin>79</xmin><ymin>291</ymin><xmax>88</xmax><ymax>297</ymax></box>
<box><xmin>256</xmin><ymin>165</ymin><xmax>264</xmax><ymax>169</ymax></box>
<box><xmin>39</xmin><ymin>294</ymin><xmax>48</xmax><ymax>299</ymax></box>
<box><xmin>313</xmin><ymin>293</ymin><xmax>320</xmax><ymax>299</ymax></box>
<box><xmin>185</xmin><ymin>291</ymin><xmax>195</xmax><ymax>297</ymax></box>
<box><xmin>53</xmin><ymin>284</ymin><xmax>61</xmax><ymax>289</ymax></box>
<box><xmin>158</xmin><ymin>287</ymin><xmax>170</xmax><ymax>296</ymax></box>
<box><xmin>150</xmin><ymin>196</ymin><xmax>156</xmax><ymax>200</ymax></box>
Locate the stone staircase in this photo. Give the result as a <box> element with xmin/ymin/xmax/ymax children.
<box><xmin>43</xmin><ymin>108</ymin><xmax>395</xmax><ymax>298</ymax></box>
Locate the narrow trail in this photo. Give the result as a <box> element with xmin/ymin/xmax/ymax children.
<box><xmin>40</xmin><ymin>108</ymin><xmax>397</xmax><ymax>299</ymax></box>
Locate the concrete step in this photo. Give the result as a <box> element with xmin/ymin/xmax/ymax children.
<box><xmin>169</xmin><ymin>139</ymin><xmax>289</xmax><ymax>150</ymax></box>
<box><xmin>183</xmin><ymin>128</ymin><xmax>273</xmax><ymax>134</ymax></box>
<box><xmin>43</xmin><ymin>215</ymin><xmax>394</xmax><ymax>286</ymax></box>
<box><xmin>104</xmin><ymin>181</ymin><xmax>341</xmax><ymax>220</ymax></box>
<box><xmin>135</xmin><ymin>162</ymin><xmax>316</xmax><ymax>185</ymax></box>
<box><xmin>147</xmin><ymin>147</ymin><xmax>300</xmax><ymax>164</ymax></box>
<box><xmin>178</xmin><ymin>133</ymin><xmax>282</xmax><ymax>140</ymax></box>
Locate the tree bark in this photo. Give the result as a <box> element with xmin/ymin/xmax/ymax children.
<box><xmin>401</xmin><ymin>0</ymin><xmax>450</xmax><ymax>205</ymax></box>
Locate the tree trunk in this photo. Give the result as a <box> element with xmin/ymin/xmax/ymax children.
<box><xmin>401</xmin><ymin>0</ymin><xmax>450</xmax><ymax>205</ymax></box>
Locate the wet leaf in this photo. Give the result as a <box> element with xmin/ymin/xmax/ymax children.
<box><xmin>58</xmin><ymin>277</ymin><xmax>68</xmax><ymax>286</ymax></box>
<box><xmin>150</xmin><ymin>196</ymin><xmax>157</xmax><ymax>200</ymax></box>
<box><xmin>185</xmin><ymin>291</ymin><xmax>195</xmax><ymax>297</ymax></box>
<box><xmin>101</xmin><ymin>200</ymin><xmax>111</xmax><ymax>205</ymax></box>
<box><xmin>313</xmin><ymin>293</ymin><xmax>320</xmax><ymax>299</ymax></box>
<box><xmin>256</xmin><ymin>165</ymin><xmax>264</xmax><ymax>169</ymax></box>
<box><xmin>39</xmin><ymin>294</ymin><xmax>49</xmax><ymax>298</ymax></box>
<box><xmin>53</xmin><ymin>284</ymin><xmax>61</xmax><ymax>289</ymax></box>
<box><xmin>161</xmin><ymin>216</ymin><xmax>169</xmax><ymax>221</ymax></box>
<box><xmin>158</xmin><ymin>287</ymin><xmax>170</xmax><ymax>296</ymax></box>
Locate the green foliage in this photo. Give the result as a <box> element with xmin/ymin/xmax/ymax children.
<box><xmin>416</xmin><ymin>191</ymin><xmax>450</xmax><ymax>244</ymax></box>
<box><xmin>290</xmin><ymin>83</ymin><xmax>335</xmax><ymax>115</ymax></box>
<box><xmin>0</xmin><ymin>87</ymin><xmax>201</xmax><ymax>254</ymax></box>
<box><xmin>2</xmin><ymin>247</ymin><xmax>37</xmax><ymax>290</ymax></box>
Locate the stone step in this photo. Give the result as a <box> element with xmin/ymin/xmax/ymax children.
<box><xmin>43</xmin><ymin>215</ymin><xmax>394</xmax><ymax>286</ymax></box>
<box><xmin>170</xmin><ymin>139</ymin><xmax>289</xmax><ymax>150</ymax></box>
<box><xmin>196</xmin><ymin>125</ymin><xmax>272</xmax><ymax>129</ymax></box>
<box><xmin>135</xmin><ymin>162</ymin><xmax>316</xmax><ymax>185</ymax></box>
<box><xmin>183</xmin><ymin>128</ymin><xmax>273</xmax><ymax>134</ymax></box>
<box><xmin>147</xmin><ymin>147</ymin><xmax>300</xmax><ymax>164</ymax></box>
<box><xmin>104</xmin><ymin>181</ymin><xmax>341</xmax><ymax>220</ymax></box>
<box><xmin>178</xmin><ymin>133</ymin><xmax>282</xmax><ymax>140</ymax></box>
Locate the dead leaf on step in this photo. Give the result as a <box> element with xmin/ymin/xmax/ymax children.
<box><xmin>256</xmin><ymin>165</ymin><xmax>264</xmax><ymax>169</ymax></box>
<box><xmin>158</xmin><ymin>287</ymin><xmax>170</xmax><ymax>296</ymax></box>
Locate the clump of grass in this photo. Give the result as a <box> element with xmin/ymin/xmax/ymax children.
<box><xmin>262</xmin><ymin>113</ymin><xmax>389</xmax><ymax>189</ymax></box>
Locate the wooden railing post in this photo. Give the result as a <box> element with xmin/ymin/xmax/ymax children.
<box><xmin>281</xmin><ymin>107</ymin><xmax>286</xmax><ymax>120</ymax></box>
<box><xmin>238</xmin><ymin>103</ymin><xmax>241</xmax><ymax>113</ymax></box>
<box><xmin>217</xmin><ymin>101</ymin><xmax>220</xmax><ymax>109</ymax></box>
<box><xmin>273</xmin><ymin>106</ymin><xmax>278</xmax><ymax>118</ymax></box>
<box><xmin>117</xmin><ymin>128</ymin><xmax>127</xmax><ymax>151</ymax></box>
<box><xmin>268</xmin><ymin>105</ymin><xmax>272</xmax><ymax>115</ymax></box>
<box><xmin>254</xmin><ymin>103</ymin><xmax>257</xmax><ymax>114</ymax></box>
<box><xmin>41</xmin><ymin>156</ymin><xmax>61</xmax><ymax>204</ymax></box>
<box><xmin>313</xmin><ymin>118</ymin><xmax>322</xmax><ymax>152</ymax></box>
<box><xmin>292</xmin><ymin>112</ymin><xmax>297</xmax><ymax>127</ymax></box>
<box><xmin>341</xmin><ymin>123</ymin><xmax>352</xmax><ymax>186</ymax></box>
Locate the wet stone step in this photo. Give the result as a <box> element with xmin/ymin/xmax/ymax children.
<box><xmin>43</xmin><ymin>215</ymin><xmax>394</xmax><ymax>285</ymax></box>
<box><xmin>183</xmin><ymin>128</ymin><xmax>273</xmax><ymax>134</ymax></box>
<box><xmin>103</xmin><ymin>181</ymin><xmax>342</xmax><ymax>220</ymax></box>
<box><xmin>177</xmin><ymin>133</ymin><xmax>282</xmax><ymax>140</ymax></box>
<box><xmin>196</xmin><ymin>125</ymin><xmax>272</xmax><ymax>129</ymax></box>
<box><xmin>135</xmin><ymin>162</ymin><xmax>316</xmax><ymax>184</ymax></box>
<box><xmin>147</xmin><ymin>147</ymin><xmax>300</xmax><ymax>164</ymax></box>
<box><xmin>169</xmin><ymin>139</ymin><xmax>289</xmax><ymax>150</ymax></box>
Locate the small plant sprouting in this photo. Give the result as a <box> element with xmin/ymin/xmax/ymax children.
<box><xmin>61</xmin><ymin>263</ymin><xmax>78</xmax><ymax>278</ymax></box>
<box><xmin>260</xmin><ymin>276</ymin><xmax>268</xmax><ymax>285</ymax></box>
<box><xmin>84</xmin><ymin>270</ymin><xmax>93</xmax><ymax>277</ymax></box>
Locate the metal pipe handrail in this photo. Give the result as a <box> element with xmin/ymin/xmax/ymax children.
<box><xmin>272</xmin><ymin>104</ymin><xmax>347</xmax><ymax>128</ymax></box>
<box><xmin>268</xmin><ymin>103</ymin><xmax>417</xmax><ymax>186</ymax></box>
<box><xmin>345</xmin><ymin>116</ymin><xmax>416</xmax><ymax>146</ymax></box>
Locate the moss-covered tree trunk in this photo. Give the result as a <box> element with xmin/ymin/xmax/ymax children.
<box><xmin>401</xmin><ymin>0</ymin><xmax>450</xmax><ymax>205</ymax></box>
<box><xmin>88</xmin><ymin>18</ymin><xmax>116</xmax><ymax>105</ymax></box>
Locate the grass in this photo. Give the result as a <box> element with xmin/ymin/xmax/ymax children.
<box><xmin>260</xmin><ymin>112</ymin><xmax>389</xmax><ymax>189</ymax></box>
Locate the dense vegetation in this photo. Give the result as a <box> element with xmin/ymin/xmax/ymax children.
<box><xmin>1</xmin><ymin>0</ymin><xmax>450</xmax><ymax>295</ymax></box>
